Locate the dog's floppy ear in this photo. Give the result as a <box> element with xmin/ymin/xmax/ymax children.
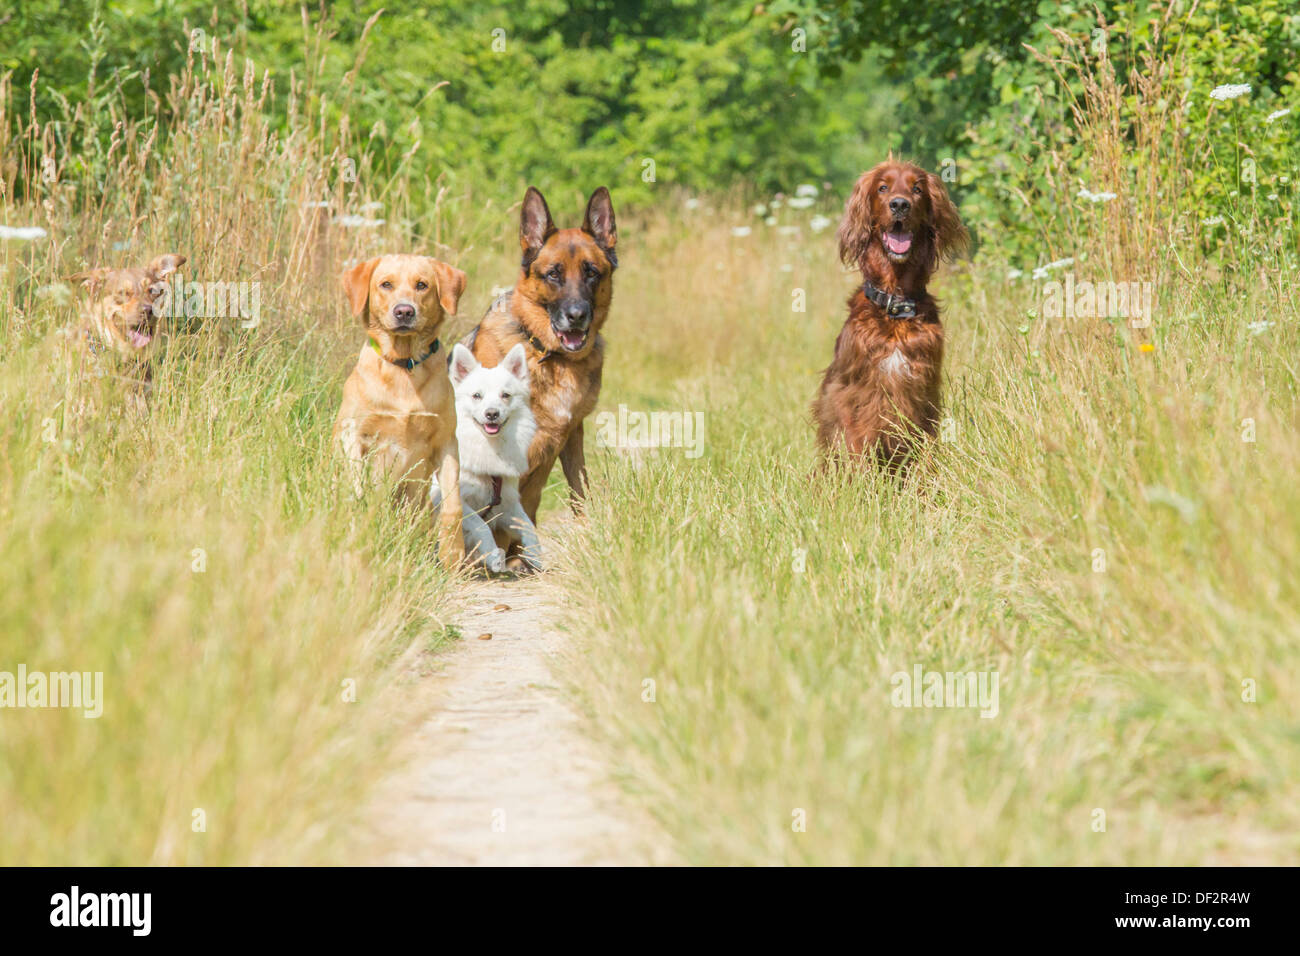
<box><xmin>501</xmin><ymin>342</ymin><xmax>529</xmax><ymax>385</ymax></box>
<box><xmin>146</xmin><ymin>253</ymin><xmax>186</xmax><ymax>279</ymax></box>
<box><xmin>342</xmin><ymin>258</ymin><xmax>380</xmax><ymax>323</ymax></box>
<box><xmin>519</xmin><ymin>187</ymin><xmax>556</xmax><ymax>272</ymax></box>
<box><xmin>925</xmin><ymin>172</ymin><xmax>969</xmax><ymax>264</ymax></box>
<box><xmin>838</xmin><ymin>167</ymin><xmax>879</xmax><ymax>271</ymax></box>
<box><xmin>69</xmin><ymin>268</ymin><xmax>112</xmax><ymax>294</ymax></box>
<box><xmin>582</xmin><ymin>186</ymin><xmax>617</xmax><ymax>268</ymax></box>
<box><xmin>449</xmin><ymin>343</ymin><xmax>479</xmax><ymax>387</ymax></box>
<box><xmin>430</xmin><ymin>260</ymin><xmax>467</xmax><ymax>315</ymax></box>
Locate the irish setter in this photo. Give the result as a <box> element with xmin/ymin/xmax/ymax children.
<box><xmin>812</xmin><ymin>160</ymin><xmax>968</xmax><ymax>468</ymax></box>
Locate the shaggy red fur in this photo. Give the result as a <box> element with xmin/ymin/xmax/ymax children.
<box><xmin>812</xmin><ymin>160</ymin><xmax>969</xmax><ymax>467</ymax></box>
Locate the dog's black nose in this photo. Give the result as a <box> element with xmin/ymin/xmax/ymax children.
<box><xmin>889</xmin><ymin>197</ymin><xmax>911</xmax><ymax>217</ymax></box>
<box><xmin>484</xmin><ymin>408</ymin><xmax>500</xmax><ymax>422</ymax></box>
<box><xmin>563</xmin><ymin>302</ymin><xmax>591</xmax><ymax>325</ymax></box>
<box><xmin>392</xmin><ymin>303</ymin><xmax>415</xmax><ymax>324</ymax></box>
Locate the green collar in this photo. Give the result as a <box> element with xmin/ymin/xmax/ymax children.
<box><xmin>370</xmin><ymin>337</ymin><xmax>440</xmax><ymax>370</ymax></box>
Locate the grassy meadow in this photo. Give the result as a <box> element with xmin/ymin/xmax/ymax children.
<box><xmin>560</xmin><ymin>204</ymin><xmax>1300</xmax><ymax>865</ymax></box>
<box><xmin>2</xmin><ymin>4</ymin><xmax>1298</xmax><ymax>866</ymax></box>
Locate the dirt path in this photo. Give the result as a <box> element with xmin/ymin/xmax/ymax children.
<box><xmin>361</xmin><ymin>555</ymin><xmax>670</xmax><ymax>866</ymax></box>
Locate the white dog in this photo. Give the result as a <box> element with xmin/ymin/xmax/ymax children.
<box><xmin>439</xmin><ymin>342</ymin><xmax>542</xmax><ymax>573</ymax></box>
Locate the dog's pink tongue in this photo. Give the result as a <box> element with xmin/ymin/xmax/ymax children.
<box><xmin>560</xmin><ymin>331</ymin><xmax>585</xmax><ymax>350</ymax></box>
<box><xmin>128</xmin><ymin>330</ymin><xmax>152</xmax><ymax>348</ymax></box>
<box><xmin>884</xmin><ymin>231</ymin><xmax>913</xmax><ymax>254</ymax></box>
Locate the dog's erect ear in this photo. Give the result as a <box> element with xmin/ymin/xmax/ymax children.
<box><xmin>519</xmin><ymin>187</ymin><xmax>556</xmax><ymax>272</ymax></box>
<box><xmin>69</xmin><ymin>268</ymin><xmax>112</xmax><ymax>294</ymax></box>
<box><xmin>838</xmin><ymin>167</ymin><xmax>879</xmax><ymax>271</ymax></box>
<box><xmin>925</xmin><ymin>172</ymin><xmax>969</xmax><ymax>264</ymax></box>
<box><xmin>342</xmin><ymin>258</ymin><xmax>380</xmax><ymax>322</ymax></box>
<box><xmin>501</xmin><ymin>342</ymin><xmax>529</xmax><ymax>385</ymax></box>
<box><xmin>449</xmin><ymin>343</ymin><xmax>479</xmax><ymax>387</ymax></box>
<box><xmin>582</xmin><ymin>186</ymin><xmax>617</xmax><ymax>267</ymax></box>
<box><xmin>146</xmin><ymin>253</ymin><xmax>186</xmax><ymax>279</ymax></box>
<box><xmin>430</xmin><ymin>260</ymin><xmax>467</xmax><ymax>316</ymax></box>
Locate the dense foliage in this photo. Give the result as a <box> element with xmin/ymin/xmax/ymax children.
<box><xmin>3</xmin><ymin>1</ymin><xmax>1296</xmax><ymax>264</ymax></box>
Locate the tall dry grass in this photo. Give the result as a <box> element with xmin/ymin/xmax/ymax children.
<box><xmin>545</xmin><ymin>40</ymin><xmax>1300</xmax><ymax>860</ymax></box>
<box><xmin>0</xmin><ymin>24</ymin><xmax>518</xmax><ymax>865</ymax></box>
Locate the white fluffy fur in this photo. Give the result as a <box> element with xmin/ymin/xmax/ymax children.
<box><xmin>439</xmin><ymin>343</ymin><xmax>542</xmax><ymax>573</ymax></box>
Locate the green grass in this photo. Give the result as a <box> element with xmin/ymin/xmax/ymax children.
<box><xmin>2</xmin><ymin>34</ymin><xmax>1296</xmax><ymax>865</ymax></box>
<box><xmin>555</xmin><ymin>208</ymin><xmax>1300</xmax><ymax>865</ymax></box>
<box><xmin>0</xmin><ymin>322</ymin><xmax>465</xmax><ymax>864</ymax></box>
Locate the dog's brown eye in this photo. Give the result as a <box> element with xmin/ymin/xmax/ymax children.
<box><xmin>878</xmin><ymin>184</ymin><xmax>887</xmax><ymax>193</ymax></box>
<box><xmin>545</xmin><ymin>266</ymin><xmax>563</xmax><ymax>283</ymax></box>
<box><xmin>415</xmin><ymin>280</ymin><xmax>428</xmax><ymax>291</ymax></box>
<box><xmin>501</xmin><ymin>392</ymin><xmax>510</xmax><ymax>401</ymax></box>
<box><xmin>472</xmin><ymin>392</ymin><xmax>482</xmax><ymax>401</ymax></box>
<box><xmin>380</xmin><ymin>280</ymin><xmax>394</xmax><ymax>290</ymax></box>
<box><xmin>912</xmin><ymin>185</ymin><xmax>921</xmax><ymax>195</ymax></box>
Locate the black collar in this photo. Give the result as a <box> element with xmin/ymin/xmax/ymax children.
<box><xmin>861</xmin><ymin>280</ymin><xmax>919</xmax><ymax>319</ymax></box>
<box><xmin>513</xmin><ymin>322</ymin><xmax>560</xmax><ymax>363</ymax></box>
<box><xmin>370</xmin><ymin>337</ymin><xmax>439</xmax><ymax>370</ymax></box>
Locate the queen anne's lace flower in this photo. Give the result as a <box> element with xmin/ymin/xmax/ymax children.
<box><xmin>1210</xmin><ymin>84</ymin><xmax>1251</xmax><ymax>101</ymax></box>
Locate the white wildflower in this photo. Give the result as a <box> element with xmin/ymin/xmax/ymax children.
<box><xmin>684</xmin><ymin>197</ymin><xmax>700</xmax><ymax>210</ymax></box>
<box><xmin>1077</xmin><ymin>186</ymin><xmax>1118</xmax><ymax>203</ymax></box>
<box><xmin>809</xmin><ymin>215</ymin><xmax>832</xmax><ymax>233</ymax></box>
<box><xmin>1210</xmin><ymin>83</ymin><xmax>1251</xmax><ymax>101</ymax></box>
<box><xmin>778</xmin><ymin>225</ymin><xmax>801</xmax><ymax>236</ymax></box>
<box><xmin>1265</xmin><ymin>108</ymin><xmax>1291</xmax><ymax>124</ymax></box>
<box><xmin>36</xmin><ymin>284</ymin><xmax>72</xmax><ymax>303</ymax></box>
<box><xmin>0</xmin><ymin>225</ymin><xmax>47</xmax><ymax>240</ymax></box>
<box><xmin>1007</xmin><ymin>268</ymin><xmax>1023</xmax><ymax>280</ymax></box>
<box><xmin>731</xmin><ymin>226</ymin><xmax>752</xmax><ymax>237</ymax></box>
<box><xmin>786</xmin><ymin>196</ymin><xmax>815</xmax><ymax>209</ymax></box>
<box><xmin>1247</xmin><ymin>320</ymin><xmax>1274</xmax><ymax>335</ymax></box>
<box><xmin>1201</xmin><ymin>215</ymin><xmax>1224</xmax><ymax>226</ymax></box>
<box><xmin>1030</xmin><ymin>258</ymin><xmax>1073</xmax><ymax>280</ymax></box>
<box><xmin>334</xmin><ymin>215</ymin><xmax>385</xmax><ymax>228</ymax></box>
<box><xmin>795</xmin><ymin>184</ymin><xmax>819</xmax><ymax>198</ymax></box>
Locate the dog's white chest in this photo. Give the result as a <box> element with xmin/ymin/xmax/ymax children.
<box><xmin>879</xmin><ymin>347</ymin><xmax>912</xmax><ymax>378</ymax></box>
<box><xmin>546</xmin><ymin>385</ymin><xmax>576</xmax><ymax>424</ymax></box>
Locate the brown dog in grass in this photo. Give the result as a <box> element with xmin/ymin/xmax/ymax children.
<box><xmin>463</xmin><ymin>186</ymin><xmax>617</xmax><ymax>525</ymax></box>
<box><xmin>812</xmin><ymin>160</ymin><xmax>968</xmax><ymax>468</ymax></box>
<box><xmin>70</xmin><ymin>253</ymin><xmax>186</xmax><ymax>401</ymax></box>
<box><xmin>334</xmin><ymin>254</ymin><xmax>468</xmax><ymax>567</ymax></box>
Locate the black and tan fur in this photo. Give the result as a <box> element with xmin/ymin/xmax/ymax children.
<box><xmin>463</xmin><ymin>186</ymin><xmax>617</xmax><ymax>525</ymax></box>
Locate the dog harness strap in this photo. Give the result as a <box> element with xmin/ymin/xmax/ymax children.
<box><xmin>369</xmin><ymin>337</ymin><xmax>440</xmax><ymax>370</ymax></box>
<box><xmin>861</xmin><ymin>281</ymin><xmax>918</xmax><ymax>319</ymax></box>
<box><xmin>490</xmin><ymin>476</ymin><xmax>502</xmax><ymax>509</ymax></box>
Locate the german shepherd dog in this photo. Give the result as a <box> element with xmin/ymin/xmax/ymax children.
<box><xmin>462</xmin><ymin>186</ymin><xmax>617</xmax><ymax>526</ymax></box>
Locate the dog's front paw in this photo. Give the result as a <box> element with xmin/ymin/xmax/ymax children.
<box><xmin>484</xmin><ymin>548</ymin><xmax>508</xmax><ymax>575</ymax></box>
